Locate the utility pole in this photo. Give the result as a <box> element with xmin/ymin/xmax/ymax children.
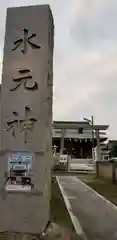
<box><xmin>83</xmin><ymin>116</ymin><xmax>95</xmax><ymax>162</ymax></box>
<box><xmin>91</xmin><ymin>116</ymin><xmax>95</xmax><ymax>162</ymax></box>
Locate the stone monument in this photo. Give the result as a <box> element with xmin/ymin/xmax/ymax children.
<box><xmin>0</xmin><ymin>5</ymin><xmax>54</xmax><ymax>234</ymax></box>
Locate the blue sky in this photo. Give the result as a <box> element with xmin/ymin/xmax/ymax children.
<box><xmin>0</xmin><ymin>0</ymin><xmax>117</xmax><ymax>139</ymax></box>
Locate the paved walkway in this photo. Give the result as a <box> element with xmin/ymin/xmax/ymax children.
<box><xmin>57</xmin><ymin>176</ymin><xmax>117</xmax><ymax>240</ymax></box>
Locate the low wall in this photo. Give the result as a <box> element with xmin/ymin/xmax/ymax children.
<box><xmin>96</xmin><ymin>160</ymin><xmax>117</xmax><ymax>184</ymax></box>
<box><xmin>97</xmin><ymin>161</ymin><xmax>113</xmax><ymax>179</ymax></box>
<box><xmin>71</xmin><ymin>158</ymin><xmax>92</xmax><ymax>164</ymax></box>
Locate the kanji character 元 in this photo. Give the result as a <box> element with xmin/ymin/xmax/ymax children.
<box><xmin>10</xmin><ymin>68</ymin><xmax>38</xmax><ymax>91</ymax></box>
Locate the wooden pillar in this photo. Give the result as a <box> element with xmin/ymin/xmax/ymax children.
<box><xmin>96</xmin><ymin>129</ymin><xmax>101</xmax><ymax>161</ymax></box>
<box><xmin>96</xmin><ymin>161</ymin><xmax>99</xmax><ymax>177</ymax></box>
<box><xmin>112</xmin><ymin>163</ymin><xmax>116</xmax><ymax>184</ymax></box>
<box><xmin>60</xmin><ymin>129</ymin><xmax>65</xmax><ymax>154</ymax></box>
<box><xmin>80</xmin><ymin>143</ymin><xmax>83</xmax><ymax>158</ymax></box>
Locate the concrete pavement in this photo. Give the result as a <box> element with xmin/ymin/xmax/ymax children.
<box><xmin>57</xmin><ymin>176</ymin><xmax>117</xmax><ymax>240</ymax></box>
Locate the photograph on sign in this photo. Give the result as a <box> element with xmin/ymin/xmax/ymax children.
<box><xmin>5</xmin><ymin>152</ymin><xmax>34</xmax><ymax>192</ymax></box>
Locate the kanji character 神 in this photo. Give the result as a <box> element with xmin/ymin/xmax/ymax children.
<box><xmin>5</xmin><ymin>106</ymin><xmax>37</xmax><ymax>143</ymax></box>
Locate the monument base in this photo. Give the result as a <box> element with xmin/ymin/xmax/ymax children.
<box><xmin>0</xmin><ymin>152</ymin><xmax>50</xmax><ymax>234</ymax></box>
<box><xmin>1</xmin><ymin>222</ymin><xmax>77</xmax><ymax>240</ymax></box>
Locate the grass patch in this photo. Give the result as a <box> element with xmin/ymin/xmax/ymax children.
<box><xmin>50</xmin><ymin>177</ymin><xmax>74</xmax><ymax>230</ymax></box>
<box><xmin>85</xmin><ymin>177</ymin><xmax>117</xmax><ymax>206</ymax></box>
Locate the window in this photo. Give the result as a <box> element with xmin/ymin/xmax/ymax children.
<box><xmin>78</xmin><ymin>128</ymin><xmax>83</xmax><ymax>134</ymax></box>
